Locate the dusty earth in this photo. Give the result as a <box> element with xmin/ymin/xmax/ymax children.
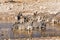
<box><xmin>0</xmin><ymin>0</ymin><xmax>60</xmax><ymax>23</ymax></box>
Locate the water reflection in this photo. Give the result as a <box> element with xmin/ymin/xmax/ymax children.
<box><xmin>0</xmin><ymin>23</ymin><xmax>60</xmax><ymax>39</ymax></box>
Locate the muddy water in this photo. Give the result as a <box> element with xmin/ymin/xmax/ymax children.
<box><xmin>0</xmin><ymin>23</ymin><xmax>60</xmax><ymax>39</ymax></box>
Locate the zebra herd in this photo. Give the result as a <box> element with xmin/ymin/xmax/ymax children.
<box><xmin>13</xmin><ymin>12</ymin><xmax>47</xmax><ymax>30</ymax></box>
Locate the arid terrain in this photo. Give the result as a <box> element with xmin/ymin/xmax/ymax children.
<box><xmin>0</xmin><ymin>0</ymin><xmax>60</xmax><ymax>23</ymax></box>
